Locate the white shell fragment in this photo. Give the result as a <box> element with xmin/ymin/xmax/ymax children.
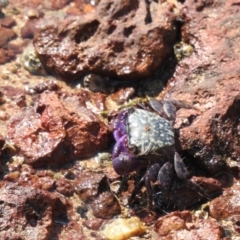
<box><xmin>103</xmin><ymin>217</ymin><xmax>146</xmax><ymax>240</ymax></box>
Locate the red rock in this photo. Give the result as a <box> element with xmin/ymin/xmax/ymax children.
<box><xmin>209</xmin><ymin>183</ymin><xmax>240</xmax><ymax>221</ymax></box>
<box><xmin>90</xmin><ymin>191</ymin><xmax>121</xmax><ymax>219</ymax></box>
<box><xmin>0</xmin><ymin>16</ymin><xmax>16</xmax><ymax>28</ymax></box>
<box><xmin>9</xmin><ymin>0</ymin><xmax>72</xmax><ymax>10</ymax></box>
<box><xmin>74</xmin><ymin>171</ymin><xmax>107</xmax><ymax>201</ymax></box>
<box><xmin>39</xmin><ymin>176</ymin><xmax>55</xmax><ymax>190</ymax></box>
<box><xmin>74</xmin><ymin>171</ymin><xmax>121</xmax><ymax>218</ymax></box>
<box><xmin>39</xmin><ymin>91</ymin><xmax>110</xmax><ymax>159</ymax></box>
<box><xmin>0</xmin><ymin>27</ymin><xmax>16</xmax><ymax>48</ymax></box>
<box><xmin>0</xmin><ymin>182</ymin><xmax>84</xmax><ymax>239</ymax></box>
<box><xmin>56</xmin><ymin>177</ymin><xmax>74</xmax><ymax>196</ymax></box>
<box><xmin>32</xmin><ymin>80</ymin><xmax>59</xmax><ymax>93</ymax></box>
<box><xmin>0</xmin><ymin>48</ymin><xmax>14</xmax><ymax>64</ymax></box>
<box><xmin>83</xmin><ymin>218</ymin><xmax>104</xmax><ymax>230</ymax></box>
<box><xmin>154</xmin><ymin>210</ymin><xmax>224</xmax><ymax>239</ymax></box>
<box><xmin>21</xmin><ymin>18</ymin><xmax>40</xmax><ymax>39</ymax></box>
<box><xmin>33</xmin><ymin>0</ymin><xmax>177</xmax><ymax>81</ymax></box>
<box><xmin>6</xmin><ymin>108</ymin><xmax>65</xmax><ymax>166</ymax></box>
<box><xmin>6</xmin><ymin>91</ymin><xmax>109</xmax><ymax>166</ymax></box>
<box><xmin>161</xmin><ymin>0</ymin><xmax>240</xmax><ymax>174</ymax></box>
<box><xmin>57</xmin><ymin>220</ymin><xmax>85</xmax><ymax>240</ymax></box>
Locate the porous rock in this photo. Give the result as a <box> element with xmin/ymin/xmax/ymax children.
<box><xmin>0</xmin><ymin>26</ymin><xmax>16</xmax><ymax>48</ymax></box>
<box><xmin>74</xmin><ymin>171</ymin><xmax>121</xmax><ymax>219</ymax></box>
<box><xmin>210</xmin><ymin>183</ymin><xmax>240</xmax><ymax>221</ymax></box>
<box><xmin>6</xmin><ymin>91</ymin><xmax>109</xmax><ymax>166</ymax></box>
<box><xmin>154</xmin><ymin>210</ymin><xmax>224</xmax><ymax>239</ymax></box>
<box><xmin>33</xmin><ymin>0</ymin><xmax>177</xmax><ymax>81</ymax></box>
<box><xmin>164</xmin><ymin>0</ymin><xmax>240</xmax><ymax>173</ymax></box>
<box><xmin>0</xmin><ymin>181</ymin><xmax>84</xmax><ymax>240</ymax></box>
<box><xmin>9</xmin><ymin>0</ymin><xmax>72</xmax><ymax>10</ymax></box>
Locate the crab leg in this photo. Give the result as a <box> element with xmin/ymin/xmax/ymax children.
<box><xmin>174</xmin><ymin>152</ymin><xmax>209</xmax><ymax>198</ymax></box>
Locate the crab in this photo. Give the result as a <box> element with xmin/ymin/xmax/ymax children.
<box><xmin>111</xmin><ymin>99</ymin><xmax>206</xmax><ymax>207</ymax></box>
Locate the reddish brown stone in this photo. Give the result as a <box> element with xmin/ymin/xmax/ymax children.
<box><xmin>0</xmin><ymin>27</ymin><xmax>16</xmax><ymax>48</ymax></box>
<box><xmin>74</xmin><ymin>171</ymin><xmax>107</xmax><ymax>201</ymax></box>
<box><xmin>209</xmin><ymin>183</ymin><xmax>240</xmax><ymax>221</ymax></box>
<box><xmin>90</xmin><ymin>191</ymin><xmax>121</xmax><ymax>219</ymax></box>
<box><xmin>0</xmin><ymin>182</ymin><xmax>84</xmax><ymax>239</ymax></box>
<box><xmin>161</xmin><ymin>0</ymin><xmax>240</xmax><ymax>174</ymax></box>
<box><xmin>154</xmin><ymin>210</ymin><xmax>224</xmax><ymax>239</ymax></box>
<box><xmin>57</xmin><ymin>220</ymin><xmax>85</xmax><ymax>240</ymax></box>
<box><xmin>110</xmin><ymin>87</ymin><xmax>135</xmax><ymax>104</ymax></box>
<box><xmin>68</xmin><ymin>0</ymin><xmax>96</xmax><ymax>15</ymax></box>
<box><xmin>21</xmin><ymin>18</ymin><xmax>40</xmax><ymax>39</ymax></box>
<box><xmin>39</xmin><ymin>176</ymin><xmax>55</xmax><ymax>190</ymax></box>
<box><xmin>39</xmin><ymin>91</ymin><xmax>110</xmax><ymax>159</ymax></box>
<box><xmin>32</xmin><ymin>80</ymin><xmax>59</xmax><ymax>93</ymax></box>
<box><xmin>33</xmin><ymin>0</ymin><xmax>177</xmax><ymax>81</ymax></box>
<box><xmin>56</xmin><ymin>178</ymin><xmax>74</xmax><ymax>196</ymax></box>
<box><xmin>7</xmin><ymin>39</ymin><xmax>29</xmax><ymax>55</ymax></box>
<box><xmin>9</xmin><ymin>0</ymin><xmax>72</xmax><ymax>10</ymax></box>
<box><xmin>74</xmin><ymin>171</ymin><xmax>121</xmax><ymax>218</ymax></box>
<box><xmin>0</xmin><ymin>16</ymin><xmax>16</xmax><ymax>28</ymax></box>
<box><xmin>0</xmin><ymin>48</ymin><xmax>15</xmax><ymax>64</ymax></box>
<box><xmin>6</xmin><ymin>108</ymin><xmax>65</xmax><ymax>166</ymax></box>
<box><xmin>6</xmin><ymin>91</ymin><xmax>109</xmax><ymax>166</ymax></box>
<box><xmin>83</xmin><ymin>218</ymin><xmax>104</xmax><ymax>230</ymax></box>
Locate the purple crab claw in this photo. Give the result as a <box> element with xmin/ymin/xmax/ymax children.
<box><xmin>112</xmin><ymin>152</ymin><xmax>135</xmax><ymax>175</ymax></box>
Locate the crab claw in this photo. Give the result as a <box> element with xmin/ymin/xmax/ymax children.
<box><xmin>174</xmin><ymin>152</ymin><xmax>189</xmax><ymax>179</ymax></box>
<box><xmin>112</xmin><ymin>152</ymin><xmax>134</xmax><ymax>175</ymax></box>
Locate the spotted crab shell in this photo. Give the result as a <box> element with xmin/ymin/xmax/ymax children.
<box><xmin>126</xmin><ymin>108</ymin><xmax>174</xmax><ymax>156</ymax></box>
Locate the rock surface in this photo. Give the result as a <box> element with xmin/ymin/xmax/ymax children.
<box><xmin>6</xmin><ymin>91</ymin><xmax>110</xmax><ymax>166</ymax></box>
<box><xmin>210</xmin><ymin>182</ymin><xmax>240</xmax><ymax>220</ymax></box>
<box><xmin>9</xmin><ymin>0</ymin><xmax>72</xmax><ymax>10</ymax></box>
<box><xmin>33</xmin><ymin>0</ymin><xmax>177</xmax><ymax>81</ymax></box>
<box><xmin>74</xmin><ymin>171</ymin><xmax>121</xmax><ymax>219</ymax></box>
<box><xmin>0</xmin><ymin>0</ymin><xmax>240</xmax><ymax>239</ymax></box>
<box><xmin>164</xmin><ymin>0</ymin><xmax>240</xmax><ymax>174</ymax></box>
<box><xmin>0</xmin><ymin>181</ymin><xmax>85</xmax><ymax>240</ymax></box>
<box><xmin>154</xmin><ymin>210</ymin><xmax>224</xmax><ymax>239</ymax></box>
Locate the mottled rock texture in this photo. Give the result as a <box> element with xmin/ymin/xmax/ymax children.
<box><xmin>6</xmin><ymin>91</ymin><xmax>110</xmax><ymax>166</ymax></box>
<box><xmin>164</xmin><ymin>0</ymin><xmax>240</xmax><ymax>174</ymax></box>
<box><xmin>154</xmin><ymin>211</ymin><xmax>224</xmax><ymax>239</ymax></box>
<box><xmin>33</xmin><ymin>0</ymin><xmax>177</xmax><ymax>81</ymax></box>
<box><xmin>9</xmin><ymin>0</ymin><xmax>72</xmax><ymax>10</ymax></box>
<box><xmin>0</xmin><ymin>182</ymin><xmax>85</xmax><ymax>240</ymax></box>
<box><xmin>74</xmin><ymin>171</ymin><xmax>121</xmax><ymax>218</ymax></box>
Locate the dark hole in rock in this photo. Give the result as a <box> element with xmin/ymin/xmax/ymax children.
<box><xmin>145</xmin><ymin>3</ymin><xmax>152</xmax><ymax>24</ymax></box>
<box><xmin>25</xmin><ymin>199</ymin><xmax>48</xmax><ymax>226</ymax></box>
<box><xmin>112</xmin><ymin>41</ymin><xmax>124</xmax><ymax>53</ymax></box>
<box><xmin>36</xmin><ymin>105</ymin><xmax>46</xmax><ymax>115</ymax></box>
<box><xmin>124</xmin><ymin>26</ymin><xmax>135</xmax><ymax>37</ymax></box>
<box><xmin>98</xmin><ymin>176</ymin><xmax>110</xmax><ymax>193</ymax></box>
<box><xmin>88</xmin><ymin>123</ymin><xmax>101</xmax><ymax>137</ymax></box>
<box><xmin>74</xmin><ymin>20</ymin><xmax>100</xmax><ymax>44</ymax></box>
<box><xmin>54</xmin><ymin>213</ymin><xmax>69</xmax><ymax>225</ymax></box>
<box><xmin>112</xmin><ymin>1</ymin><xmax>139</xmax><ymax>19</ymax></box>
<box><xmin>65</xmin><ymin>121</ymin><xmax>75</xmax><ymax>130</ymax></box>
<box><xmin>107</xmin><ymin>24</ymin><xmax>116</xmax><ymax>35</ymax></box>
<box><xmin>106</xmin><ymin>2</ymin><xmax>113</xmax><ymax>10</ymax></box>
<box><xmin>63</xmin><ymin>170</ymin><xmax>76</xmax><ymax>180</ymax></box>
<box><xmin>52</xmin><ymin>199</ymin><xmax>69</xmax><ymax>224</ymax></box>
<box><xmin>26</xmin><ymin>214</ymin><xmax>38</xmax><ymax>227</ymax></box>
<box><xmin>236</xmin><ymin>221</ymin><xmax>240</xmax><ymax>226</ymax></box>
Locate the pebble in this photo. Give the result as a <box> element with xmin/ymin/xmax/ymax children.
<box><xmin>103</xmin><ymin>217</ymin><xmax>146</xmax><ymax>240</ymax></box>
